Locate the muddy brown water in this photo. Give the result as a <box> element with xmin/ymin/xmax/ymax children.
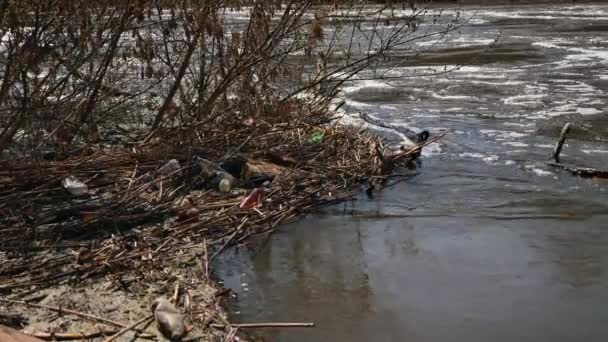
<box><xmin>216</xmin><ymin>4</ymin><xmax>608</xmax><ymax>342</ymax></box>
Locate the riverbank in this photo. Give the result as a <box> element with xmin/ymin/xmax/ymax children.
<box><xmin>0</xmin><ymin>92</ymin><xmax>437</xmax><ymax>340</ymax></box>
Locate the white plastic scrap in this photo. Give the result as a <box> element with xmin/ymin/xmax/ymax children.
<box><xmin>62</xmin><ymin>176</ymin><xmax>88</xmax><ymax>196</ymax></box>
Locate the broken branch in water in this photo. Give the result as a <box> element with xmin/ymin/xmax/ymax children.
<box><xmin>551</xmin><ymin>122</ymin><xmax>571</xmax><ymax>163</ymax></box>
<box><xmin>548</xmin><ymin>122</ymin><xmax>608</xmax><ymax>178</ymax></box>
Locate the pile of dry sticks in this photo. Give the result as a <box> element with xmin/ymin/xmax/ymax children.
<box><xmin>0</xmin><ymin>100</ymin><xmax>443</xmax><ymax>340</ymax></box>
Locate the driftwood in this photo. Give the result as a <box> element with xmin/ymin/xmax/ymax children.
<box><xmin>548</xmin><ymin>122</ymin><xmax>608</xmax><ymax>178</ymax></box>
<box><xmin>551</xmin><ymin>122</ymin><xmax>571</xmax><ymax>163</ymax></box>
<box><xmin>211</xmin><ymin>322</ymin><xmax>315</xmax><ymax>329</ymax></box>
<box><xmin>30</xmin><ymin>330</ymin><xmax>119</xmax><ymax>341</ymax></box>
<box><xmin>548</xmin><ymin>162</ymin><xmax>608</xmax><ymax>178</ymax></box>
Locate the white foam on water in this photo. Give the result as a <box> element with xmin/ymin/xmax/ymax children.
<box><xmin>431</xmin><ymin>93</ymin><xmax>482</xmax><ymax>101</ymax></box>
<box><xmin>483</xmin><ymin>155</ymin><xmax>500</xmax><ymax>163</ymax></box>
<box><xmin>502</xmin><ymin>94</ymin><xmax>546</xmax><ymax>106</ymax></box>
<box><xmin>421</xmin><ymin>142</ymin><xmax>442</xmax><ymax>157</ymax></box>
<box><xmin>390</xmin><ymin>121</ymin><xmax>414</xmax><ymax>128</ymax></box>
<box><xmin>525</xmin><ymin>83</ymin><xmax>549</xmax><ymax>91</ymax></box>
<box><xmin>493</xmin><ymin>113</ymin><xmax>524</xmax><ymax>119</ymax></box>
<box><xmin>481</xmin><ymin>130</ymin><xmax>528</xmax><ymax>141</ymax></box>
<box><xmin>535</xmin><ymin>103</ymin><xmax>578</xmax><ymax>118</ymax></box>
<box><xmin>470</xmin><ymin>80</ymin><xmax>524</xmax><ymax>86</ymax></box>
<box><xmin>525</xmin><ymin>164</ymin><xmax>552</xmax><ymax>176</ymax></box>
<box><xmin>416</xmin><ymin>40</ymin><xmax>446</xmax><ymax>48</ymax></box>
<box><xmin>413</xmin><ymin>113</ymin><xmax>441</xmax><ymax>118</ymax></box>
<box><xmin>582</xmin><ymin>149</ymin><xmax>608</xmax><ymax>154</ymax></box>
<box><xmin>344</xmin><ymin>99</ymin><xmax>373</xmax><ymax>109</ymax></box>
<box><xmin>469</xmin><ymin>18</ymin><xmax>488</xmax><ymax>25</ymax></box>
<box><xmin>532</xmin><ymin>168</ymin><xmax>553</xmax><ymax>176</ymax></box>
<box><xmin>562</xmin><ymin>81</ymin><xmax>601</xmax><ymax>94</ymax></box>
<box><xmin>533</xmin><ymin>42</ymin><xmax>562</xmax><ymax>49</ymax></box>
<box><xmin>459</xmin><ymin>152</ymin><xmax>486</xmax><ymax>159</ymax></box>
<box><xmin>480</xmin><ymin>129</ymin><xmax>502</xmax><ymax>136</ymax></box>
<box><xmin>482</xmin><ymin>9</ymin><xmax>608</xmax><ymax>21</ymax></box>
<box><xmin>379</xmin><ymin>104</ymin><xmax>398</xmax><ymax>111</ymax></box>
<box><xmin>503</xmin><ymin>141</ymin><xmax>529</xmax><ymax>148</ymax></box>
<box><xmin>577</xmin><ymin>107</ymin><xmax>602</xmax><ymax>116</ymax></box>
<box><xmin>566</xmin><ymin>47</ymin><xmax>608</xmax><ymax>63</ymax></box>
<box><xmin>535</xmin><ymin>144</ymin><xmax>554</xmax><ymax>149</ymax></box>
<box><xmin>341</xmin><ymin>80</ymin><xmax>393</xmax><ymax>94</ymax></box>
<box><xmin>505</xmin><ymin>132</ymin><xmax>528</xmax><ymax>138</ymax></box>
<box><xmin>503</xmin><ymin>122</ymin><xmax>535</xmax><ymax>128</ymax></box>
<box><xmin>506</xmin><ymin>150</ymin><xmax>527</xmax><ymax>155</ymax></box>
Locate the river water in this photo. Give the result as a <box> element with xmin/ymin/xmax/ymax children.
<box><xmin>216</xmin><ymin>4</ymin><xmax>608</xmax><ymax>342</ymax></box>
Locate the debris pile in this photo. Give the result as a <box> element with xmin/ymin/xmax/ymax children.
<box><xmin>0</xmin><ymin>98</ymin><xmax>441</xmax><ymax>340</ymax></box>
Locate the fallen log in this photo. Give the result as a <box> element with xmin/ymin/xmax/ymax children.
<box><xmin>547</xmin><ymin>162</ymin><xmax>608</xmax><ymax>178</ymax></box>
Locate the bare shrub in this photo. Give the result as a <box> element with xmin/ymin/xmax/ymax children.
<box><xmin>0</xmin><ymin>0</ymin><xmax>480</xmax><ymax>157</ymax></box>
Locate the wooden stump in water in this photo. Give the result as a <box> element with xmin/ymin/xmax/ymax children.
<box><xmin>551</xmin><ymin>122</ymin><xmax>571</xmax><ymax>163</ymax></box>
<box><xmin>548</xmin><ymin>122</ymin><xmax>608</xmax><ymax>179</ymax></box>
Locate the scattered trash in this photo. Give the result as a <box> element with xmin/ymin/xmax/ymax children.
<box><xmin>195</xmin><ymin>157</ymin><xmax>225</xmax><ymax>179</ymax></box>
<box><xmin>61</xmin><ymin>176</ymin><xmax>88</xmax><ymax>196</ymax></box>
<box><xmin>151</xmin><ymin>298</ymin><xmax>187</xmax><ymax>341</ymax></box>
<box><xmin>308</xmin><ymin>131</ymin><xmax>324</xmax><ymax>144</ymax></box>
<box><xmin>243</xmin><ymin>160</ymin><xmax>286</xmax><ymax>180</ymax></box>
<box><xmin>242</xmin><ymin>116</ymin><xmax>256</xmax><ymax>127</ymax></box>
<box><xmin>307</xmin><ymin>130</ymin><xmax>324</xmax><ymax>144</ymax></box>
<box><xmin>218</xmin><ymin>177</ymin><xmax>233</xmax><ymax>193</ymax></box>
<box><xmin>239</xmin><ymin>188</ymin><xmax>264</xmax><ymax>209</ymax></box>
<box><xmin>158</xmin><ymin>159</ymin><xmax>181</xmax><ymax>175</ymax></box>
<box><xmin>195</xmin><ymin>156</ymin><xmax>238</xmax><ymax>190</ymax></box>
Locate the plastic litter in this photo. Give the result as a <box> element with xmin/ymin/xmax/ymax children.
<box><xmin>239</xmin><ymin>188</ymin><xmax>264</xmax><ymax>209</ymax></box>
<box><xmin>218</xmin><ymin>177</ymin><xmax>233</xmax><ymax>193</ymax></box>
<box><xmin>151</xmin><ymin>298</ymin><xmax>187</xmax><ymax>341</ymax></box>
<box><xmin>61</xmin><ymin>176</ymin><xmax>88</xmax><ymax>196</ymax></box>
<box><xmin>307</xmin><ymin>130</ymin><xmax>324</xmax><ymax>144</ymax></box>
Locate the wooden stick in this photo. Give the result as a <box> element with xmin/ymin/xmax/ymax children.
<box><xmin>102</xmin><ymin>315</ymin><xmax>154</xmax><ymax>342</ymax></box>
<box><xmin>0</xmin><ymin>298</ymin><xmax>154</xmax><ymax>338</ymax></box>
<box><xmin>209</xmin><ymin>218</ymin><xmax>248</xmax><ymax>261</ymax></box>
<box><xmin>211</xmin><ymin>322</ymin><xmax>315</xmax><ymax>329</ymax></box>
<box><xmin>552</xmin><ymin>122</ymin><xmax>571</xmax><ymax>163</ymax></box>
<box><xmin>128</xmin><ymin>316</ymin><xmax>155</xmax><ymax>342</ymax></box>
<box><xmin>172</xmin><ymin>282</ymin><xmax>181</xmax><ymax>303</ymax></box>
<box><xmin>224</xmin><ymin>327</ymin><xmax>238</xmax><ymax>342</ymax></box>
<box><xmin>203</xmin><ymin>238</ymin><xmax>209</xmax><ymax>279</ymax></box>
<box><xmin>31</xmin><ymin>329</ymin><xmax>118</xmax><ymax>341</ymax></box>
